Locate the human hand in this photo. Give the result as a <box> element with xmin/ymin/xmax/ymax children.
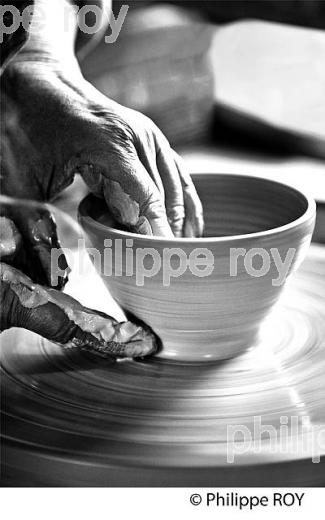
<box><xmin>2</xmin><ymin>59</ymin><xmax>203</xmax><ymax>232</ymax></box>
<box><xmin>0</xmin><ymin>254</ymin><xmax>157</xmax><ymax>359</ymax></box>
<box><xmin>2</xmin><ymin>58</ymin><xmax>203</xmax><ymax>287</ymax></box>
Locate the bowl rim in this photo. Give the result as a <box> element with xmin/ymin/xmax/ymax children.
<box><xmin>78</xmin><ymin>173</ymin><xmax>316</xmax><ymax>243</ymax></box>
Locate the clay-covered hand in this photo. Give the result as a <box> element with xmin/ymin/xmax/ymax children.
<box><xmin>0</xmin><ymin>259</ymin><xmax>158</xmax><ymax>359</ymax></box>
<box><xmin>0</xmin><ymin>206</ymin><xmax>69</xmax><ymax>289</ymax></box>
<box><xmin>1</xmin><ymin>58</ymin><xmax>203</xmax><ymax>282</ymax></box>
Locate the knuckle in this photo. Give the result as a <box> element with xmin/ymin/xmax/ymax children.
<box><xmin>140</xmin><ymin>189</ymin><xmax>165</xmax><ymax>218</ymax></box>
<box><xmin>167</xmin><ymin>203</ymin><xmax>185</xmax><ymax>225</ymax></box>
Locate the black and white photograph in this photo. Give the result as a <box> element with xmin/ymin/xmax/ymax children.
<box><xmin>0</xmin><ymin>0</ymin><xmax>325</xmax><ymax>516</ymax></box>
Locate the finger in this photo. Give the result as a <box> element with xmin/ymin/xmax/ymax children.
<box><xmin>154</xmin><ymin>133</ymin><xmax>185</xmax><ymax>237</ymax></box>
<box><xmin>80</xmin><ymin>154</ymin><xmax>173</xmax><ymax>237</ymax></box>
<box><xmin>45</xmin><ymin>289</ymin><xmax>158</xmax><ymax>357</ymax></box>
<box><xmin>72</xmin><ymin>322</ymin><xmax>157</xmax><ymax>359</ymax></box>
<box><xmin>0</xmin><ymin>217</ymin><xmax>22</xmax><ymax>262</ymax></box>
<box><xmin>0</xmin><ymin>267</ymin><xmax>77</xmax><ymax>342</ymax></box>
<box><xmin>0</xmin><ymin>213</ymin><xmax>31</xmax><ymax>276</ymax></box>
<box><xmin>172</xmin><ymin>152</ymin><xmax>204</xmax><ymax>237</ymax></box>
<box><xmin>7</xmin><ymin>206</ymin><xmax>69</xmax><ymax>289</ymax></box>
<box><xmin>135</xmin><ymin>137</ymin><xmax>165</xmax><ymax>198</ymax></box>
<box><xmin>0</xmin><ymin>263</ymin><xmax>158</xmax><ymax>359</ymax></box>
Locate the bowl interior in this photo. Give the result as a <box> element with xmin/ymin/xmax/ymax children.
<box><xmin>194</xmin><ymin>174</ymin><xmax>308</xmax><ymax>237</ymax></box>
<box><xmin>84</xmin><ymin>174</ymin><xmax>308</xmax><ymax>238</ymax></box>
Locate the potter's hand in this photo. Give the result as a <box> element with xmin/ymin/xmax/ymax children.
<box><xmin>2</xmin><ymin>59</ymin><xmax>204</xmax><ymax>242</ymax></box>
<box><xmin>0</xmin><ymin>206</ymin><xmax>69</xmax><ymax>289</ymax></box>
<box><xmin>0</xmin><ymin>261</ymin><xmax>157</xmax><ymax>359</ymax></box>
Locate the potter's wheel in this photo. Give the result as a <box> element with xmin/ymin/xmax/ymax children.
<box><xmin>1</xmin><ymin>245</ymin><xmax>325</xmax><ymax>486</ymax></box>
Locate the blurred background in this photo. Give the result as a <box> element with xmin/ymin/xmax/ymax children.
<box><xmin>57</xmin><ymin>0</ymin><xmax>325</xmax><ymax>242</ymax></box>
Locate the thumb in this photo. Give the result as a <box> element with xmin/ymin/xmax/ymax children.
<box><xmin>79</xmin><ymin>154</ymin><xmax>173</xmax><ymax>237</ymax></box>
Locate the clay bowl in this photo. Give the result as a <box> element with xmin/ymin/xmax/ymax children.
<box><xmin>78</xmin><ymin>174</ymin><xmax>316</xmax><ymax>362</ymax></box>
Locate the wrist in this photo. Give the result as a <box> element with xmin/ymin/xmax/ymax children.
<box><xmin>17</xmin><ymin>0</ymin><xmax>78</xmax><ymax>65</ymax></box>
